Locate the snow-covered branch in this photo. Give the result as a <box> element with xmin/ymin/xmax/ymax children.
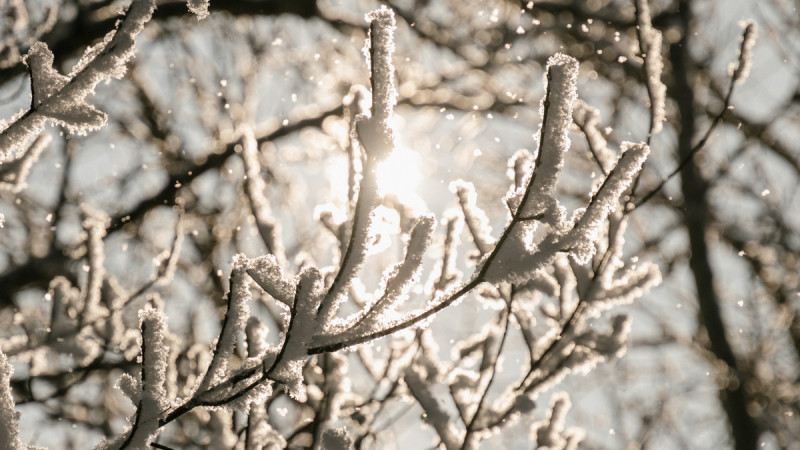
<box><xmin>0</xmin><ymin>351</ymin><xmax>21</xmax><ymax>449</ymax></box>
<box><xmin>0</xmin><ymin>0</ymin><xmax>156</xmax><ymax>156</ymax></box>
<box><xmin>0</xmin><ymin>4</ymin><xmax>678</xmax><ymax>448</ymax></box>
<box><xmin>635</xmin><ymin>0</ymin><xmax>666</xmax><ymax>135</ymax></box>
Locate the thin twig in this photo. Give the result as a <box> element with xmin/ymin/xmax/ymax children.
<box><xmin>461</xmin><ymin>292</ymin><xmax>514</xmax><ymax>448</ymax></box>
<box><xmin>308</xmin><ymin>67</ymin><xmax>558</xmax><ymax>355</ymax></box>
<box><xmin>631</xmin><ymin>22</ymin><xmax>752</xmax><ymax>211</ymax></box>
<box><xmin>574</xmin><ymin>119</ymin><xmax>609</xmax><ymax>177</ymax></box>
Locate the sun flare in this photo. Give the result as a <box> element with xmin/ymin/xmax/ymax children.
<box><xmin>376</xmin><ymin>146</ymin><xmax>421</xmax><ymax>199</ymax></box>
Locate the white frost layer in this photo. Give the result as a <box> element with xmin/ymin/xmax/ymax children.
<box><xmin>520</xmin><ymin>53</ymin><xmax>578</xmax><ymax>227</ymax></box>
<box><xmin>730</xmin><ymin>20</ymin><xmax>757</xmax><ymax>84</ymax></box>
<box><xmin>0</xmin><ymin>351</ymin><xmax>21</xmax><ymax>449</ymax></box>
<box><xmin>0</xmin><ymin>0</ymin><xmax>156</xmax><ymax>157</ymax></box>
<box><xmin>187</xmin><ymin>0</ymin><xmax>210</xmax><ymax>20</ymax></box>
<box><xmin>636</xmin><ymin>0</ymin><xmax>666</xmax><ymax>134</ymax></box>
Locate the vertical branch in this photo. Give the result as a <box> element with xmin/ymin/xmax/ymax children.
<box><xmin>461</xmin><ymin>296</ymin><xmax>513</xmax><ymax>448</ymax></box>
<box><xmin>139</xmin><ymin>309</ymin><xmax>169</xmax><ymax>422</ymax></box>
<box><xmin>531</xmin><ymin>393</ymin><xmax>584</xmax><ymax>448</ymax></box>
<box><xmin>155</xmin><ymin>212</ymin><xmax>184</xmax><ymax>285</ymax></box>
<box><xmin>405</xmin><ymin>363</ymin><xmax>462</xmax><ymax>450</ymax></box>
<box><xmin>559</xmin><ymin>143</ymin><xmax>649</xmax><ymax>262</ymax></box>
<box><xmin>515</xmin><ymin>53</ymin><xmax>578</xmax><ymax>227</ymax></box>
<box><xmin>268</xmin><ymin>267</ymin><xmax>323</xmax><ymax>383</ymax></box>
<box><xmin>634</xmin><ymin>0</ymin><xmax>667</xmax><ymax>139</ymax></box>
<box><xmin>198</xmin><ymin>255</ymin><xmax>251</xmax><ymax>392</ymax></box>
<box><xmin>730</xmin><ymin>20</ymin><xmax>757</xmax><ymax>85</ymax></box>
<box><xmin>631</xmin><ymin>20</ymin><xmax>757</xmax><ymax>210</ymax></box>
<box><xmin>80</xmin><ymin>205</ymin><xmax>109</xmax><ymax>324</ymax></box>
<box><xmin>0</xmin><ymin>351</ymin><xmax>21</xmax><ymax>449</ymax></box>
<box><xmin>452</xmin><ymin>181</ymin><xmax>494</xmax><ymax>255</ymax></box>
<box><xmin>434</xmin><ymin>213</ymin><xmax>462</xmax><ymax>292</ymax></box>
<box><xmin>113</xmin><ymin>308</ymin><xmax>169</xmax><ymax>450</ymax></box>
<box><xmin>0</xmin><ymin>133</ymin><xmax>50</xmax><ymax>193</ymax></box>
<box><xmin>359</xmin><ymin>7</ymin><xmax>397</xmax><ymax>159</ymax></box>
<box><xmin>320</xmin><ymin>7</ymin><xmax>397</xmax><ymax>325</ymax></box>
<box><xmin>243</xmin><ymin>322</ymin><xmax>269</xmax><ymax>450</ymax></box>
<box><xmin>240</xmin><ymin>128</ymin><xmax>284</xmax><ymax>262</ymax></box>
<box><xmin>572</xmin><ymin>101</ymin><xmax>611</xmax><ymax>176</ymax></box>
<box><xmin>345</xmin><ymin>86</ymin><xmax>368</xmax><ymax>209</ymax></box>
<box><xmin>311</xmin><ymin>353</ymin><xmax>349</xmax><ymax>449</ymax></box>
<box><xmin>671</xmin><ymin>3</ymin><xmax>760</xmax><ymax>448</ymax></box>
<box><xmin>627</xmin><ymin>0</ymin><xmax>667</xmax><ymax>209</ymax></box>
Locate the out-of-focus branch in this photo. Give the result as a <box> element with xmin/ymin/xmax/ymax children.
<box><xmin>671</xmin><ymin>3</ymin><xmax>760</xmax><ymax>447</ymax></box>
<box><xmin>0</xmin><ymin>0</ymin><xmax>319</xmax><ymax>86</ymax></box>
<box><xmin>0</xmin><ymin>104</ymin><xmax>343</xmax><ymax>308</ymax></box>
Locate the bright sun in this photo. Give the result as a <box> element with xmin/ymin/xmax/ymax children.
<box><xmin>376</xmin><ymin>146</ymin><xmax>421</xmax><ymax>199</ymax></box>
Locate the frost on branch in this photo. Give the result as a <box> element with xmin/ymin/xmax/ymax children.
<box><xmin>730</xmin><ymin>20</ymin><xmax>758</xmax><ymax>84</ymax></box>
<box><xmin>208</xmin><ymin>411</ymin><xmax>238</xmax><ymax>448</ymax></box>
<box><xmin>269</xmin><ymin>267</ymin><xmax>324</xmax><ymax>398</ymax></box>
<box><xmin>347</xmin><ymin>215</ymin><xmax>435</xmax><ymax>335</ymax></box>
<box><xmin>0</xmin><ymin>350</ymin><xmax>21</xmax><ymax>449</ymax></box>
<box><xmin>101</xmin><ymin>308</ymin><xmax>171</xmax><ymax>450</ymax></box>
<box><xmin>247</xmin><ymin>254</ymin><xmax>296</xmax><ymax>307</ymax></box>
<box><xmin>187</xmin><ymin>0</ymin><xmax>210</xmax><ymax>20</ymax></box>
<box><xmin>316</xmin><ymin>6</ymin><xmax>402</xmax><ymax>331</ymax></box>
<box><xmin>572</xmin><ymin>100</ymin><xmax>614</xmax><ymax>174</ymax></box>
<box><xmin>635</xmin><ymin>0</ymin><xmax>667</xmax><ymax>134</ymax></box>
<box><xmin>356</xmin><ymin>6</ymin><xmax>397</xmax><ymax>159</ymax></box>
<box><xmin>484</xmin><ymin>55</ymin><xmax>651</xmax><ymax>284</ymax></box>
<box><xmin>0</xmin><ymin>208</ymin><xmax>112</xmax><ymax>373</ymax></box>
<box><xmin>508</xmin><ymin>149</ymin><xmax>533</xmax><ymax>191</ymax></box>
<box><xmin>574</xmin><ymin>315</ymin><xmax>632</xmax><ymax>358</ymax></box>
<box><xmin>137</xmin><ymin>309</ymin><xmax>170</xmax><ymax>441</ymax></box>
<box><xmin>24</xmin><ymin>42</ymin><xmax>105</xmax><ymax>131</ymax></box>
<box><xmin>154</xmin><ymin>217</ymin><xmax>184</xmax><ymax>286</ymax></box>
<box><xmin>517</xmin><ymin>53</ymin><xmax>577</xmax><ymax>227</ymax></box>
<box><xmin>560</xmin><ymin>142</ymin><xmax>650</xmax><ymax>263</ymax></box>
<box><xmin>405</xmin><ymin>360</ymin><xmax>463</xmax><ymax>450</ymax></box>
<box><xmin>0</xmin><ymin>0</ymin><xmax>156</xmax><ymax>155</ymax></box>
<box><xmin>595</xmin><ymin>259</ymin><xmax>661</xmax><ymax>308</ymax></box>
<box><xmin>0</xmin><ymin>133</ymin><xmax>49</xmax><ymax>193</ymax></box>
<box><xmin>245</xmin><ymin>317</ymin><xmax>269</xmax><ymax>359</ymax></box>
<box><xmin>0</xmin><ymin>4</ymin><xmax>673</xmax><ymax>447</ymax></box>
<box><xmin>432</xmin><ymin>211</ymin><xmax>464</xmax><ymax>292</ymax></box>
<box><xmin>240</xmin><ymin>127</ymin><xmax>284</xmax><ymax>261</ymax></box>
<box><xmin>531</xmin><ymin>393</ymin><xmax>584</xmax><ymax>450</ymax></box>
<box><xmin>199</xmin><ymin>254</ymin><xmax>252</xmax><ymax>392</ymax></box>
<box><xmin>81</xmin><ymin>204</ymin><xmax>109</xmax><ymax>324</ymax></box>
<box><xmin>452</xmin><ymin>180</ymin><xmax>495</xmax><ymax>255</ymax></box>
<box><xmin>244</xmin><ymin>318</ymin><xmax>285</xmax><ymax>450</ymax></box>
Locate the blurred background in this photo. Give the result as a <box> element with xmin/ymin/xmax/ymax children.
<box><xmin>0</xmin><ymin>0</ymin><xmax>798</xmax><ymax>448</ymax></box>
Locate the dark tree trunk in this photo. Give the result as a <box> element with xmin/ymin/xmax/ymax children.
<box><xmin>671</xmin><ymin>2</ymin><xmax>760</xmax><ymax>448</ymax></box>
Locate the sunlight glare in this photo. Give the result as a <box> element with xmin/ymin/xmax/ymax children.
<box><xmin>376</xmin><ymin>146</ymin><xmax>421</xmax><ymax>199</ymax></box>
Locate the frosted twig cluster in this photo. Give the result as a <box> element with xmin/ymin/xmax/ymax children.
<box><xmin>0</xmin><ymin>4</ymin><xmax>667</xmax><ymax>449</ymax></box>
<box><xmin>730</xmin><ymin>20</ymin><xmax>757</xmax><ymax>85</ymax></box>
<box><xmin>632</xmin><ymin>20</ymin><xmax>759</xmax><ymax>209</ymax></box>
<box><xmin>0</xmin><ymin>0</ymin><xmax>156</xmax><ymax>155</ymax></box>
<box><xmin>634</xmin><ymin>0</ymin><xmax>666</xmax><ymax>136</ymax></box>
